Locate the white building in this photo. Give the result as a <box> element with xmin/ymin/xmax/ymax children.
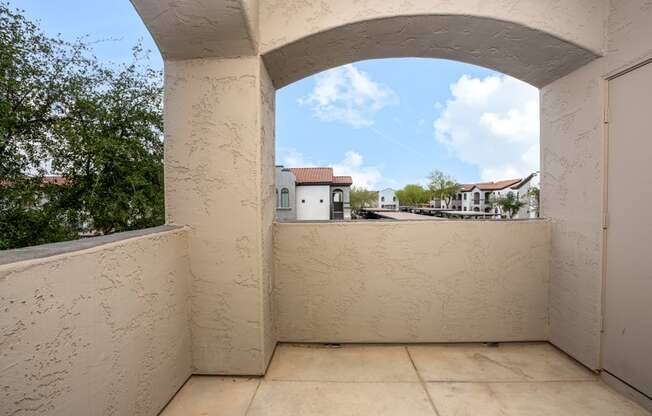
<box><xmin>435</xmin><ymin>173</ymin><xmax>539</xmax><ymax>219</ymax></box>
<box><xmin>274</xmin><ymin>166</ymin><xmax>352</xmax><ymax>221</ymax></box>
<box><xmin>378</xmin><ymin>188</ymin><xmax>399</xmax><ymax>211</ymax></box>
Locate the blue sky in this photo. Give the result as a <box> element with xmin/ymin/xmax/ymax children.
<box><xmin>12</xmin><ymin>1</ymin><xmax>540</xmax><ymax>190</ymax></box>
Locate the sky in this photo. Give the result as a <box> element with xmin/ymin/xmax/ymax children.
<box><xmin>11</xmin><ymin>1</ymin><xmax>541</xmax><ymax>190</ymax></box>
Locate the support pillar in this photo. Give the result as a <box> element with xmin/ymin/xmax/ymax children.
<box><xmin>164</xmin><ymin>56</ymin><xmax>276</xmax><ymax>374</ymax></box>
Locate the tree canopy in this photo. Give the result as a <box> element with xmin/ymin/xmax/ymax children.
<box><xmin>489</xmin><ymin>192</ymin><xmax>526</xmax><ymax>219</ymax></box>
<box><xmin>396</xmin><ymin>184</ymin><xmax>432</xmax><ymax>207</ymax></box>
<box><xmin>428</xmin><ymin>170</ymin><xmax>461</xmax><ymax>206</ymax></box>
<box><xmin>350</xmin><ymin>187</ymin><xmax>377</xmax><ymax>214</ymax></box>
<box><xmin>0</xmin><ymin>3</ymin><xmax>164</xmax><ymax>249</ymax></box>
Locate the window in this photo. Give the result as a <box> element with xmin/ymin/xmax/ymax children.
<box><xmin>464</xmin><ymin>193</ymin><xmax>467</xmax><ymax>200</ymax></box>
<box><xmin>280</xmin><ymin>188</ymin><xmax>290</xmax><ymax>208</ymax></box>
<box><xmin>381</xmin><ymin>196</ymin><xmax>385</xmax><ymax>202</ymax></box>
<box><xmin>393</xmin><ymin>196</ymin><xmax>396</xmax><ymax>202</ymax></box>
<box><xmin>301</xmin><ymin>199</ymin><xmax>305</xmax><ymax>203</ymax></box>
<box><xmin>473</xmin><ymin>192</ymin><xmax>480</xmax><ymax>205</ymax></box>
<box><xmin>320</xmin><ymin>199</ymin><xmax>324</xmax><ymax>203</ymax></box>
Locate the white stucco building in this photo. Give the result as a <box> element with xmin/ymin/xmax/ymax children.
<box><xmin>275</xmin><ymin>167</ymin><xmax>352</xmax><ymax>221</ymax></box>
<box><xmin>436</xmin><ymin>173</ymin><xmax>539</xmax><ymax>218</ymax></box>
<box><xmin>378</xmin><ymin>188</ymin><xmax>399</xmax><ymax>211</ymax></box>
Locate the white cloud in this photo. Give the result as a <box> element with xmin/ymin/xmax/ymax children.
<box><xmin>332</xmin><ymin>151</ymin><xmax>382</xmax><ymax>189</ymax></box>
<box><xmin>279</xmin><ymin>149</ymin><xmax>383</xmax><ymax>189</ymax></box>
<box><xmin>280</xmin><ymin>148</ymin><xmax>313</xmax><ymax>168</ymax></box>
<box><xmin>299</xmin><ymin>64</ymin><xmax>398</xmax><ymax>128</ymax></box>
<box><xmin>434</xmin><ymin>74</ymin><xmax>539</xmax><ymax>181</ymax></box>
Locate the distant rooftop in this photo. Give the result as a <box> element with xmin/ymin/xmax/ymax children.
<box><xmin>288</xmin><ymin>167</ymin><xmax>352</xmax><ymax>186</ymax></box>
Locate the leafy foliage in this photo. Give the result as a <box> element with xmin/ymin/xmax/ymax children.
<box><xmin>0</xmin><ymin>3</ymin><xmax>164</xmax><ymax>249</ymax></box>
<box><xmin>396</xmin><ymin>184</ymin><xmax>432</xmax><ymax>207</ymax></box>
<box><xmin>427</xmin><ymin>170</ymin><xmax>461</xmax><ymax>206</ymax></box>
<box><xmin>350</xmin><ymin>187</ymin><xmax>377</xmax><ymax>215</ymax></box>
<box><xmin>489</xmin><ymin>192</ymin><xmax>526</xmax><ymax>219</ymax></box>
<box><xmin>528</xmin><ymin>185</ymin><xmax>540</xmax><ymax>217</ymax></box>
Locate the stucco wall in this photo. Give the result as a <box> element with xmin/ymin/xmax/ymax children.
<box><xmin>164</xmin><ymin>56</ymin><xmax>276</xmax><ymax>375</ymax></box>
<box><xmin>0</xmin><ymin>227</ymin><xmax>192</xmax><ymax>416</ymax></box>
<box><xmin>541</xmin><ymin>0</ymin><xmax>652</xmax><ymax>370</ymax></box>
<box><xmin>259</xmin><ymin>1</ymin><xmax>603</xmax><ymax>88</ymax></box>
<box><xmin>296</xmin><ymin>186</ymin><xmax>331</xmax><ymax>221</ymax></box>
<box><xmin>274</xmin><ymin>220</ymin><xmax>551</xmax><ymax>343</ymax></box>
<box><xmin>259</xmin><ymin>0</ymin><xmax>605</xmax><ymax>57</ymax></box>
<box><xmin>541</xmin><ymin>61</ymin><xmax>605</xmax><ymax>370</ymax></box>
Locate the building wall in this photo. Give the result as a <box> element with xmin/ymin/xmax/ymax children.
<box><xmin>0</xmin><ymin>228</ymin><xmax>192</xmax><ymax>416</ymax></box>
<box><xmin>274</xmin><ymin>220</ymin><xmax>550</xmax><ymax>343</ymax></box>
<box><xmin>296</xmin><ymin>185</ymin><xmax>331</xmax><ymax>221</ymax></box>
<box><xmin>541</xmin><ymin>0</ymin><xmax>652</xmax><ymax>370</ymax></box>
<box><xmin>378</xmin><ymin>189</ymin><xmax>399</xmax><ymax>211</ymax></box>
<box><xmin>275</xmin><ymin>167</ymin><xmax>296</xmax><ymax>221</ymax></box>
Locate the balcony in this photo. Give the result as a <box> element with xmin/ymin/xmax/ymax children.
<box><xmin>160</xmin><ymin>343</ymin><xmax>645</xmax><ymax>416</ymax></box>
<box><xmin>1</xmin><ymin>220</ymin><xmax>649</xmax><ymax>415</ymax></box>
<box><xmin>2</xmin><ymin>0</ymin><xmax>652</xmax><ymax>415</ymax></box>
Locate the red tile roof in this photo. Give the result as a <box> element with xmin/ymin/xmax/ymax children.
<box><xmin>461</xmin><ymin>178</ymin><xmax>522</xmax><ymax>192</ymax></box>
<box><xmin>333</xmin><ymin>175</ymin><xmax>353</xmax><ymax>185</ymax></box>
<box><xmin>288</xmin><ymin>167</ymin><xmax>352</xmax><ymax>186</ymax></box>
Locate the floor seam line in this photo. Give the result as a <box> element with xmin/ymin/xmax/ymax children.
<box><xmin>243</xmin><ymin>377</ymin><xmax>263</xmax><ymax>416</ymax></box>
<box><xmin>405</xmin><ymin>346</ymin><xmax>441</xmax><ymax>416</ymax></box>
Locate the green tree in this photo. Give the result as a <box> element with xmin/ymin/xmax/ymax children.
<box><xmin>396</xmin><ymin>184</ymin><xmax>432</xmax><ymax>207</ymax></box>
<box><xmin>0</xmin><ymin>3</ymin><xmax>164</xmax><ymax>249</ymax></box>
<box><xmin>428</xmin><ymin>170</ymin><xmax>461</xmax><ymax>207</ymax></box>
<box><xmin>350</xmin><ymin>187</ymin><xmax>377</xmax><ymax>215</ymax></box>
<box><xmin>489</xmin><ymin>192</ymin><xmax>526</xmax><ymax>219</ymax></box>
<box><xmin>528</xmin><ymin>186</ymin><xmax>540</xmax><ymax>217</ymax></box>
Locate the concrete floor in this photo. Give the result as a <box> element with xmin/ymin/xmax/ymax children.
<box><xmin>160</xmin><ymin>343</ymin><xmax>650</xmax><ymax>416</ymax></box>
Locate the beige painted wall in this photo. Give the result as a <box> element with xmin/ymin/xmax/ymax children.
<box><xmin>274</xmin><ymin>221</ymin><xmax>551</xmax><ymax>343</ymax></box>
<box><xmin>259</xmin><ymin>1</ymin><xmax>604</xmax><ymax>88</ymax></box>
<box><xmin>541</xmin><ymin>0</ymin><xmax>652</xmax><ymax>370</ymax></box>
<box><xmin>164</xmin><ymin>56</ymin><xmax>275</xmax><ymax>375</ymax></box>
<box><xmin>0</xmin><ymin>228</ymin><xmax>191</xmax><ymax>416</ymax></box>
<box><xmin>541</xmin><ymin>61</ymin><xmax>605</xmax><ymax>369</ymax></box>
<box><xmin>259</xmin><ymin>0</ymin><xmax>605</xmax><ymax>57</ymax></box>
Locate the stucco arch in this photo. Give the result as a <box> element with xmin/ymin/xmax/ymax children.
<box><xmin>130</xmin><ymin>0</ymin><xmax>613</xmax><ymax>376</ymax></box>
<box><xmin>262</xmin><ymin>14</ymin><xmax>600</xmax><ymax>88</ymax></box>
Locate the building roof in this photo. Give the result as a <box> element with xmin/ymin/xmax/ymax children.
<box><xmin>510</xmin><ymin>172</ymin><xmax>537</xmax><ymax>189</ymax></box>
<box><xmin>461</xmin><ymin>178</ymin><xmax>522</xmax><ymax>192</ymax></box>
<box><xmin>333</xmin><ymin>175</ymin><xmax>353</xmax><ymax>185</ymax></box>
<box><xmin>1</xmin><ymin>175</ymin><xmax>68</xmax><ymax>188</ymax></box>
<box><xmin>288</xmin><ymin>167</ymin><xmax>352</xmax><ymax>186</ymax></box>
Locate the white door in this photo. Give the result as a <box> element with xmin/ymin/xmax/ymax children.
<box><xmin>603</xmin><ymin>60</ymin><xmax>652</xmax><ymax>399</ymax></box>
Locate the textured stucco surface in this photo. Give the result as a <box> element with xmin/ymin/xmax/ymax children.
<box><xmin>130</xmin><ymin>0</ymin><xmax>258</xmax><ymax>59</ymax></box>
<box><xmin>274</xmin><ymin>221</ymin><xmax>551</xmax><ymax>343</ymax></box>
<box><xmin>0</xmin><ymin>227</ymin><xmax>192</xmax><ymax>416</ymax></box>
<box><xmin>164</xmin><ymin>57</ymin><xmax>275</xmax><ymax>375</ymax></box>
<box><xmin>541</xmin><ymin>0</ymin><xmax>652</xmax><ymax>371</ymax></box>
<box><xmin>259</xmin><ymin>0</ymin><xmax>606</xmax><ymax>57</ymax></box>
<box><xmin>541</xmin><ymin>61</ymin><xmax>605</xmax><ymax>370</ymax></box>
<box><xmin>606</xmin><ymin>0</ymin><xmax>652</xmax><ymax>75</ymax></box>
<box><xmin>261</xmin><ymin>14</ymin><xmax>600</xmax><ymax>89</ymax></box>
